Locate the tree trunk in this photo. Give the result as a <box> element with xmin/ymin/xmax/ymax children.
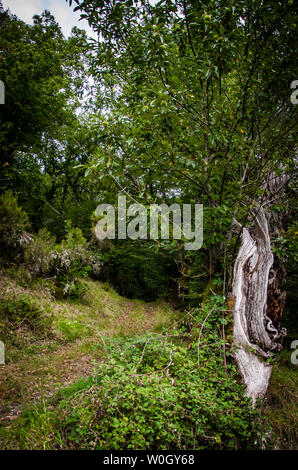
<box><xmin>232</xmin><ymin>207</ymin><xmax>286</xmax><ymax>406</ymax></box>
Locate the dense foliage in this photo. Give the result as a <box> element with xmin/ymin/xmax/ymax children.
<box><xmin>0</xmin><ymin>0</ymin><xmax>297</xmax><ymax>451</ymax></box>
<box><xmin>9</xmin><ymin>297</ymin><xmax>264</xmax><ymax>450</ymax></box>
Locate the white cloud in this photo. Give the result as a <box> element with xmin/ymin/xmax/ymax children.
<box><xmin>47</xmin><ymin>0</ymin><xmax>96</xmax><ymax>38</ymax></box>
<box><xmin>2</xmin><ymin>0</ymin><xmax>44</xmax><ymax>24</ymax></box>
<box><xmin>2</xmin><ymin>0</ymin><xmax>96</xmax><ymax>38</ymax></box>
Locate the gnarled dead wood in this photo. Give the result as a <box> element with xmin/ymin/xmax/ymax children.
<box><xmin>232</xmin><ymin>207</ymin><xmax>286</xmax><ymax>405</ymax></box>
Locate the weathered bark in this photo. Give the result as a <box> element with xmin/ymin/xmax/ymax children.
<box><xmin>232</xmin><ymin>207</ymin><xmax>286</xmax><ymax>405</ymax></box>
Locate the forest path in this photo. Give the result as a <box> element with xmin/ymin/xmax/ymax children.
<box><xmin>0</xmin><ymin>279</ymin><xmax>176</xmax><ymax>427</ymax></box>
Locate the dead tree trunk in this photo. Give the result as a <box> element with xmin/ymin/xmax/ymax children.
<box><xmin>232</xmin><ymin>206</ymin><xmax>286</xmax><ymax>405</ymax></box>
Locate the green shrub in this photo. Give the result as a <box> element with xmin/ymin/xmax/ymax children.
<box><xmin>56</xmin><ymin>318</ymin><xmax>91</xmax><ymax>342</ymax></box>
<box><xmin>24</xmin><ymin>228</ymin><xmax>56</xmax><ymax>276</ymax></box>
<box><xmin>0</xmin><ymin>295</ymin><xmax>52</xmax><ymax>338</ymax></box>
<box><xmin>0</xmin><ymin>191</ymin><xmax>30</xmax><ymax>257</ymax></box>
<box><xmin>23</xmin><ymin>222</ymin><xmax>92</xmax><ymax>300</ymax></box>
<box><xmin>54</xmin><ymin>280</ymin><xmax>89</xmax><ymax>300</ymax></box>
<box><xmin>49</xmin><ymin>223</ymin><xmax>91</xmax><ymax>299</ymax></box>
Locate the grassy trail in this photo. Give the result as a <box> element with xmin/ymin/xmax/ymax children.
<box><xmin>0</xmin><ymin>272</ymin><xmax>296</xmax><ymax>450</ymax></box>
<box><xmin>0</xmin><ymin>276</ymin><xmax>177</xmax><ymax>431</ymax></box>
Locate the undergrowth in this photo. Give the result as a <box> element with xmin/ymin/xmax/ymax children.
<box><xmin>0</xmin><ymin>295</ymin><xmax>52</xmax><ymax>340</ymax></box>
<box><xmin>1</xmin><ymin>296</ymin><xmax>266</xmax><ymax>450</ymax></box>
<box><xmin>264</xmin><ymin>349</ymin><xmax>298</xmax><ymax>449</ymax></box>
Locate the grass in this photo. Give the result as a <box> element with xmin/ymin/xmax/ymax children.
<box><xmin>0</xmin><ymin>268</ymin><xmax>297</xmax><ymax>450</ymax></box>
<box><xmin>0</xmin><ymin>269</ymin><xmax>179</xmax><ymax>448</ymax></box>
<box><xmin>263</xmin><ymin>349</ymin><xmax>298</xmax><ymax>449</ymax></box>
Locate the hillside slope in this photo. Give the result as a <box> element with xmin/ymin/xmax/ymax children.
<box><xmin>0</xmin><ymin>271</ymin><xmax>177</xmax><ymax>430</ymax></box>
<box><xmin>0</xmin><ymin>269</ymin><xmax>296</xmax><ymax>450</ymax></box>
